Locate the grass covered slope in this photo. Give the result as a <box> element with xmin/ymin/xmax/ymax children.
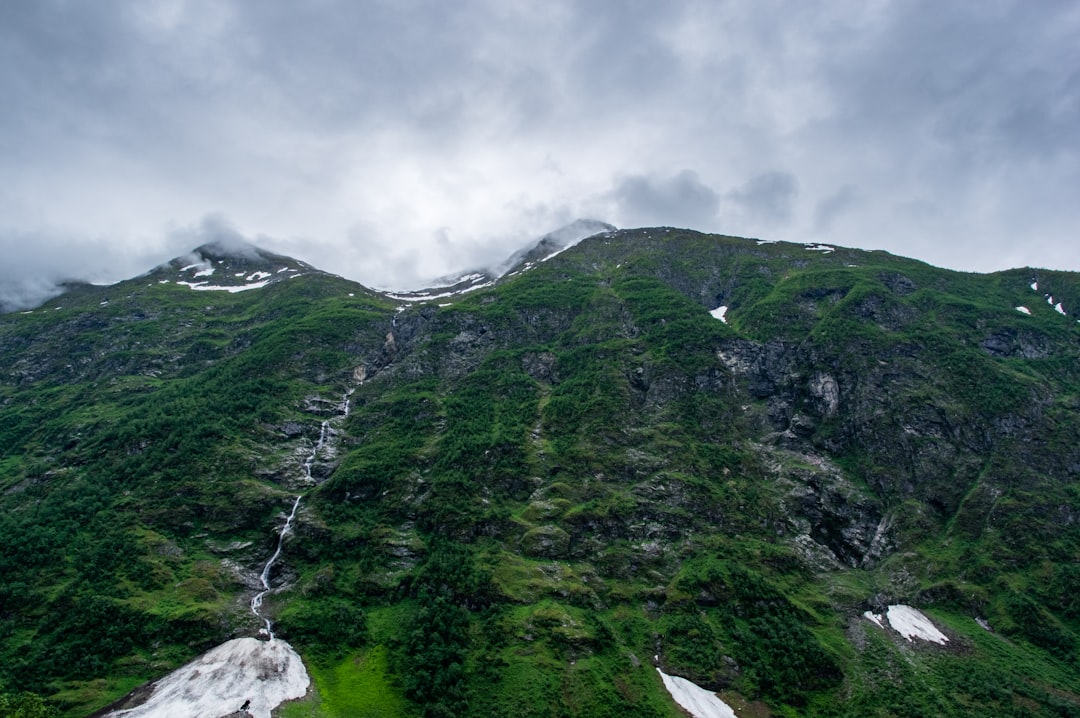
<box><xmin>1</xmin><ymin>229</ymin><xmax>1079</xmax><ymax>717</ymax></box>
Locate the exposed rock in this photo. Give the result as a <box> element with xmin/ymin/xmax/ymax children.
<box><xmin>521</xmin><ymin>525</ymin><xmax>570</xmax><ymax>558</ymax></box>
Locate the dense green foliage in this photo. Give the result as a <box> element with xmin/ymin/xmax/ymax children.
<box><xmin>1</xmin><ymin>231</ymin><xmax>1079</xmax><ymax>716</ymax></box>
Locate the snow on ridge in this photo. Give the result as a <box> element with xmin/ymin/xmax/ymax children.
<box><xmin>177</xmin><ymin>280</ymin><xmax>271</xmax><ymax>293</ymax></box>
<box><xmin>540</xmin><ymin>244</ymin><xmax>571</xmax><ymax>262</ymax></box>
<box><xmin>1016</xmin><ymin>306</ymin><xmax>1032</xmax><ymax>315</ymax></box>
<box><xmin>805</xmin><ymin>243</ymin><xmax>836</xmax><ymax>253</ymax></box>
<box><xmin>247</xmin><ymin>271</ymin><xmax>272</xmax><ymax>281</ymax></box>
<box><xmin>656</xmin><ymin>669</ymin><xmax>737</xmax><ymax>718</ymax></box>
<box><xmin>106</xmin><ymin>637</ymin><xmax>309</xmax><ymax>718</ymax></box>
<box><xmin>710</xmin><ymin>306</ymin><xmax>729</xmax><ymax>323</ymax></box>
<box><xmin>385</xmin><ymin>280</ymin><xmax>496</xmax><ymax>303</ymax></box>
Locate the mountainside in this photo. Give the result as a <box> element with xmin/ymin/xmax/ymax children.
<box><xmin>2</xmin><ymin>227</ymin><xmax>1080</xmax><ymax>717</ymax></box>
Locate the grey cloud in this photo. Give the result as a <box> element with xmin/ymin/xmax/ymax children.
<box><xmin>0</xmin><ymin>227</ymin><xmax>176</xmax><ymax>312</ymax></box>
<box><xmin>813</xmin><ymin>185</ymin><xmax>859</xmax><ymax>233</ymax></box>
<box><xmin>815</xmin><ymin>1</ymin><xmax>1080</xmax><ymax>165</ymax></box>
<box><xmin>168</xmin><ymin>215</ymin><xmax>264</xmax><ymax>260</ymax></box>
<box><xmin>1</xmin><ymin>0</ymin><xmax>1079</xmax><ymax>292</ymax></box>
<box><xmin>610</xmin><ymin>170</ymin><xmax>721</xmax><ymax>229</ymax></box>
<box><xmin>727</xmin><ymin>172</ymin><xmax>799</xmax><ymax>225</ymax></box>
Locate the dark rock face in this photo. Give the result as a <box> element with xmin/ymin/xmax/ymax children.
<box><xmin>981</xmin><ymin>328</ymin><xmax>1053</xmax><ymax>358</ymax></box>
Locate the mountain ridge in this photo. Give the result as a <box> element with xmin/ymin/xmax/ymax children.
<box><xmin>1</xmin><ymin>226</ymin><xmax>1079</xmax><ymax>717</ymax></box>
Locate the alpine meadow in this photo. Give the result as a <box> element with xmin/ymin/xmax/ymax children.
<box><xmin>2</xmin><ymin>226</ymin><xmax>1080</xmax><ymax>718</ymax></box>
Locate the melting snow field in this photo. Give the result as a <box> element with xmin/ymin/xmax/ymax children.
<box><xmin>107</xmin><ymin>637</ymin><xmax>309</xmax><ymax>718</ymax></box>
<box><xmin>656</xmin><ymin>669</ymin><xmax>737</xmax><ymax>718</ymax></box>
<box><xmin>862</xmin><ymin>610</ymin><xmax>885</xmax><ymax>629</ymax></box>
<box><xmin>864</xmin><ymin>605</ymin><xmax>949</xmax><ymax>645</ymax></box>
<box><xmin>887</xmin><ymin>605</ymin><xmax>949</xmax><ymax>644</ymax></box>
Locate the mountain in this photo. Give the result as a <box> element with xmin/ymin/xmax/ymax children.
<box><xmin>1</xmin><ymin>227</ymin><xmax>1079</xmax><ymax>718</ymax></box>
<box><xmin>383</xmin><ymin>218</ymin><xmax>615</xmax><ymax>302</ymax></box>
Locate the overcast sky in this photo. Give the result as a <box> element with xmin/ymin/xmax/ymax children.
<box><xmin>2</xmin><ymin>0</ymin><xmax>1078</xmax><ymax>308</ymax></box>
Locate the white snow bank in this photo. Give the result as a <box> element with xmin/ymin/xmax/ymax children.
<box><xmin>1031</xmin><ymin>281</ymin><xmax>1038</xmax><ymax>291</ymax></box>
<box><xmin>710</xmin><ymin>306</ymin><xmax>729</xmax><ymax>323</ymax></box>
<box><xmin>247</xmin><ymin>271</ymin><xmax>272</xmax><ymax>281</ymax></box>
<box><xmin>656</xmin><ymin>669</ymin><xmax>737</xmax><ymax>718</ymax></box>
<box><xmin>1055</xmin><ymin>302</ymin><xmax>1066</xmax><ymax>316</ymax></box>
<box><xmin>385</xmin><ymin>280</ymin><xmax>495</xmax><ymax>303</ymax></box>
<box><xmin>863</xmin><ymin>611</ymin><xmax>885</xmax><ymax>629</ymax></box>
<box><xmin>1016</xmin><ymin>306</ymin><xmax>1032</xmax><ymax>315</ymax></box>
<box><xmin>886</xmin><ymin>605</ymin><xmax>948</xmax><ymax>645</ymax></box>
<box><xmin>108</xmin><ymin>637</ymin><xmax>309</xmax><ymax>718</ymax></box>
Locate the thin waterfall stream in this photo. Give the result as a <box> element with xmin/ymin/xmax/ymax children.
<box><xmin>249</xmin><ymin>393</ymin><xmax>348</xmax><ymax>640</ymax></box>
<box><xmin>250</xmin><ymin>494</ymin><xmax>302</xmax><ymax>639</ymax></box>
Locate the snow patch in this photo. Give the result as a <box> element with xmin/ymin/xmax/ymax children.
<box><xmin>385</xmin><ymin>280</ymin><xmax>495</xmax><ymax>303</ymax></box>
<box><xmin>106</xmin><ymin>637</ymin><xmax>309</xmax><ymax>718</ymax></box>
<box><xmin>1047</xmin><ymin>295</ymin><xmax>1055</xmax><ymax>305</ymax></box>
<box><xmin>1031</xmin><ymin>281</ymin><xmax>1038</xmax><ymax>291</ymax></box>
<box><xmin>1055</xmin><ymin>302</ymin><xmax>1066</xmax><ymax>315</ymax></box>
<box><xmin>806</xmin><ymin>243</ymin><xmax>836</xmax><ymax>253</ymax></box>
<box><xmin>540</xmin><ymin>244</ymin><xmax>571</xmax><ymax>262</ymax></box>
<box><xmin>656</xmin><ymin>669</ymin><xmax>737</xmax><ymax>718</ymax></box>
<box><xmin>863</xmin><ymin>611</ymin><xmax>885</xmax><ymax>629</ymax></box>
<box><xmin>177</xmin><ymin>280</ymin><xmax>271</xmax><ymax>293</ymax></box>
<box><xmin>1016</xmin><ymin>306</ymin><xmax>1032</xmax><ymax>315</ymax></box>
<box><xmin>710</xmin><ymin>306</ymin><xmax>729</xmax><ymax>323</ymax></box>
<box><xmin>886</xmin><ymin>605</ymin><xmax>948</xmax><ymax>645</ymax></box>
<box><xmin>247</xmin><ymin>271</ymin><xmax>271</xmax><ymax>281</ymax></box>
<box><xmin>193</xmin><ymin>266</ymin><xmax>216</xmax><ymax>278</ymax></box>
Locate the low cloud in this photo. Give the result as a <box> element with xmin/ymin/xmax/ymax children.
<box><xmin>167</xmin><ymin>214</ymin><xmax>264</xmax><ymax>260</ymax></box>
<box><xmin>0</xmin><ymin>229</ymin><xmax>122</xmax><ymax>311</ymax></box>
<box><xmin>727</xmin><ymin>171</ymin><xmax>799</xmax><ymax>225</ymax></box>
<box><xmin>609</xmin><ymin>170</ymin><xmax>721</xmax><ymax>229</ymax></box>
<box><xmin>813</xmin><ymin>185</ymin><xmax>859</xmax><ymax>233</ymax></box>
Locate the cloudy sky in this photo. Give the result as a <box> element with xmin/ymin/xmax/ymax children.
<box><xmin>2</xmin><ymin>0</ymin><xmax>1078</xmax><ymax>308</ymax></box>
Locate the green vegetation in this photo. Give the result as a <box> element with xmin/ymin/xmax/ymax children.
<box><xmin>1</xmin><ymin>230</ymin><xmax>1079</xmax><ymax>716</ymax></box>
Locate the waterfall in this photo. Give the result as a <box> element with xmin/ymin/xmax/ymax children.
<box><xmin>249</xmin><ymin>388</ymin><xmax>349</xmax><ymax>639</ymax></box>
<box><xmin>250</xmin><ymin>495</ymin><xmax>302</xmax><ymax>640</ymax></box>
<box><xmin>302</xmin><ymin>421</ymin><xmax>329</xmax><ymax>482</ymax></box>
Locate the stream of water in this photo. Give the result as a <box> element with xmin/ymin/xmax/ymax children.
<box><xmin>249</xmin><ymin>392</ymin><xmax>353</xmax><ymax>639</ymax></box>
<box><xmin>250</xmin><ymin>494</ymin><xmax>302</xmax><ymax>639</ymax></box>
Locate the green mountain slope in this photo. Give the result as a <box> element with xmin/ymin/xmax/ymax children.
<box><xmin>1</xmin><ymin>229</ymin><xmax>1079</xmax><ymax>717</ymax></box>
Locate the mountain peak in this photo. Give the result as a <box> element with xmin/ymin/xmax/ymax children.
<box><xmin>382</xmin><ymin>219</ymin><xmax>616</xmax><ymax>303</ymax></box>
<box><xmin>148</xmin><ymin>242</ymin><xmax>316</xmax><ymax>294</ymax></box>
<box><xmin>494</xmin><ymin>219</ymin><xmax>616</xmax><ymax>276</ymax></box>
